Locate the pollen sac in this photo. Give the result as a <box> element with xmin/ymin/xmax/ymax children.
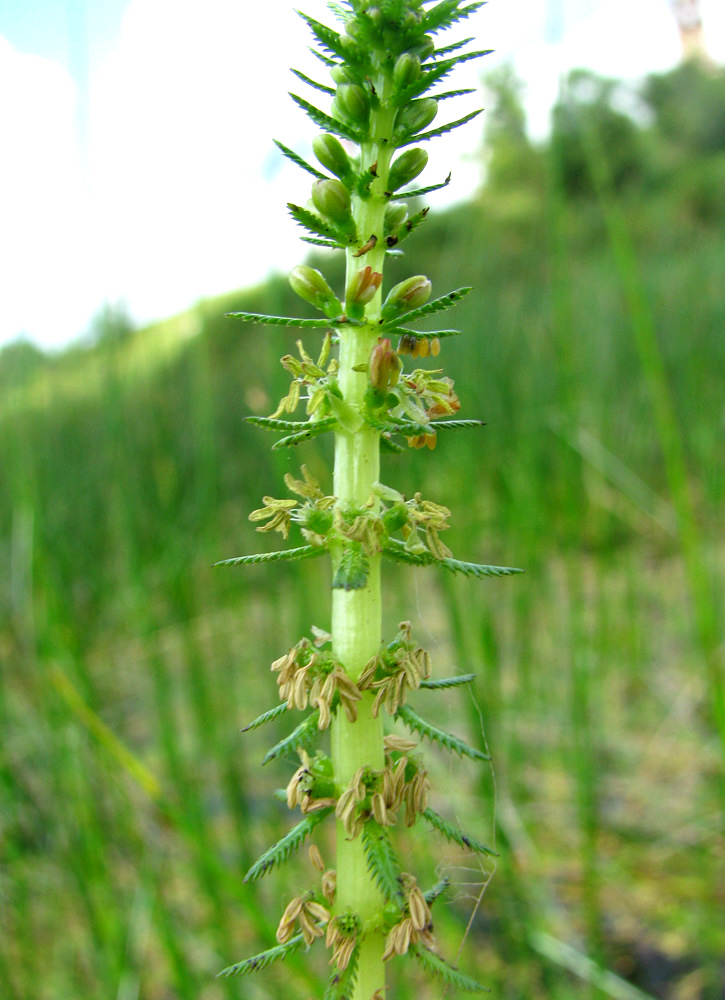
<box><xmin>368</xmin><ymin>337</ymin><xmax>402</xmax><ymax>392</ymax></box>
<box><xmin>384</xmin><ymin>201</ymin><xmax>408</xmax><ymax>234</ymax></box>
<box><xmin>388</xmin><ymin>148</ymin><xmax>428</xmax><ymax>192</ymax></box>
<box><xmin>312</xmin><ymin>134</ymin><xmax>354</xmax><ymax>185</ymax></box>
<box><xmin>381</xmin><ymin>275</ymin><xmax>432</xmax><ymax>322</ymax></box>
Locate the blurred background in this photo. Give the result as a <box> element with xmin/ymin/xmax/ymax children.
<box><xmin>1</xmin><ymin>1</ymin><xmax>724</xmax><ymax>999</ymax></box>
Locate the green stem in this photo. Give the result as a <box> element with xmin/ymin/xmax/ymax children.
<box><xmin>330</xmin><ymin>70</ymin><xmax>396</xmax><ymax>1000</ymax></box>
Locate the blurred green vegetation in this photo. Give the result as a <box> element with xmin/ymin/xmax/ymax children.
<box><xmin>1</xmin><ymin>60</ymin><xmax>723</xmax><ymax>1000</ymax></box>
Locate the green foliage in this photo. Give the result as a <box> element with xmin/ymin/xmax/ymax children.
<box><xmin>245</xmin><ymin>810</ymin><xmax>333</xmax><ymax>883</ymax></box>
<box><xmin>214</xmin><ymin>546</ymin><xmax>326</xmax><ymax>568</ymax></box>
<box><xmin>411</xmin><ymin>944</ymin><xmax>489</xmax><ymax>993</ymax></box>
<box><xmin>331</xmin><ymin>544</ymin><xmax>369</xmax><ymax>590</ymax></box>
<box><xmin>361</xmin><ymin>820</ymin><xmax>405</xmax><ymax>903</ymax></box>
<box><xmin>242</xmin><ymin>703</ymin><xmax>288</xmax><ymax>733</ymax></box>
<box><xmin>381</xmin><ymin>286</ymin><xmax>472</xmax><ymax>327</ymax></box>
<box><xmin>396</xmin><ymin>704</ymin><xmax>490</xmax><ymax>762</ymax></box>
<box><xmin>383</xmin><ymin>539</ymin><xmax>523</xmax><ymax>579</ymax></box>
<box><xmin>419</xmin><ymin>673</ymin><xmax>475</xmax><ymax>690</ymax></box>
<box><xmin>422</xmin><ymin>807</ymin><xmax>496</xmax><ymax>856</ymax></box>
<box><xmin>218</xmin><ymin>934</ymin><xmax>306</xmax><ymax>978</ymax></box>
<box><xmin>274</xmin><ymin>139</ymin><xmax>326</xmax><ymax>179</ymax></box>
<box><xmin>324</xmin><ymin>945</ymin><xmax>360</xmax><ymax>1000</ymax></box>
<box><xmin>262</xmin><ymin>711</ymin><xmax>321</xmax><ymax>765</ymax></box>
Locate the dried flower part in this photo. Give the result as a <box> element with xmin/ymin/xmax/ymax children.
<box><xmin>403</xmin><ymin>768</ymin><xmax>430</xmax><ymax>826</ymax></box>
<box><xmin>369</xmin><ymin>337</ymin><xmax>402</xmax><ymax>392</ymax></box>
<box><xmin>383</xmin><ymin>734</ymin><xmax>418</xmax><ymax>754</ymax></box>
<box><xmin>347</xmin><ymin>265</ymin><xmax>383</xmax><ymax>312</ymax></box>
<box><xmin>326</xmin><ymin>914</ymin><xmax>360</xmax><ymax>971</ymax></box>
<box><xmin>271</xmin><ymin>635</ymin><xmax>362</xmax><ymax>726</ymax></box>
<box><xmin>270</xmin><ymin>336</ymin><xmax>339</xmax><ymax>419</ymax></box>
<box><xmin>358</xmin><ymin>621</ymin><xmax>433</xmax><ymax>716</ymax></box>
<box><xmin>276</xmin><ymin>893</ymin><xmax>330</xmax><ymax>946</ymax></box>
<box><xmin>382</xmin><ymin>877</ymin><xmax>435</xmax><ymax>960</ymax></box>
<box><xmin>309</xmin><ymin>843</ymin><xmax>325</xmax><ymax>872</ymax></box>
<box><xmin>321</xmin><ymin>869</ymin><xmax>337</xmax><ymax>905</ymax></box>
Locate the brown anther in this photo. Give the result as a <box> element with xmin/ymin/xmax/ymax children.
<box><xmin>353</xmin><ymin>234</ymin><xmax>378</xmax><ymax>258</ymax></box>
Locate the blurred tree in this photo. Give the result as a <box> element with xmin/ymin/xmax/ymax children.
<box><xmin>0</xmin><ymin>337</ymin><xmax>46</xmax><ymax>391</ymax></box>
<box><xmin>644</xmin><ymin>61</ymin><xmax>725</xmax><ymax>156</ymax></box>
<box><xmin>482</xmin><ymin>64</ymin><xmax>544</xmax><ymax>195</ymax></box>
<box><xmin>550</xmin><ymin>70</ymin><xmax>647</xmax><ymax>197</ymax></box>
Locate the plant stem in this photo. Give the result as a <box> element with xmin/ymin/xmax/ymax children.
<box><xmin>330</xmin><ymin>70</ymin><xmax>396</xmax><ymax>1000</ymax></box>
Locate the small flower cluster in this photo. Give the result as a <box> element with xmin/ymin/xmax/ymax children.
<box><xmin>273</xmin><ymin>636</ymin><xmax>362</xmax><ymax>729</ymax></box>
<box><xmin>276</xmin><ymin>891</ymin><xmax>331</xmax><ymax>946</ymax></box>
<box><xmin>286</xmin><ymin>750</ymin><xmax>337</xmax><ymax>815</ymax></box>
<box><xmin>358</xmin><ymin>621</ymin><xmax>432</xmax><ymax>717</ymax></box>
<box><xmin>335</xmin><ymin>735</ymin><xmax>430</xmax><ymax>837</ymax></box>
<box><xmin>377</xmin><ymin>487</ymin><xmax>453</xmax><ymax>560</ymax></box>
<box><xmin>382</xmin><ymin>875</ymin><xmax>435</xmax><ymax>961</ymax></box>
<box><xmin>325</xmin><ymin>913</ymin><xmax>361</xmax><ymax>972</ymax></box>
<box><xmin>271</xmin><ymin>336</ymin><xmax>339</xmax><ymax>420</ymax></box>
<box><xmin>250</xmin><ymin>466</ymin><xmax>335</xmax><ymax>545</ymax></box>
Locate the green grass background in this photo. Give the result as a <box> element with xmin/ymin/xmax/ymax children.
<box><xmin>1</xmin><ymin>63</ymin><xmax>723</xmax><ymax>1000</ymax></box>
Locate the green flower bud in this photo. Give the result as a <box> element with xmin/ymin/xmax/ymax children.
<box><xmin>395</xmin><ymin>99</ymin><xmax>437</xmax><ymax>139</ymax></box>
<box><xmin>388</xmin><ymin>147</ymin><xmax>428</xmax><ymax>191</ymax></box>
<box><xmin>289</xmin><ymin>265</ymin><xmax>341</xmax><ymax>318</ymax></box>
<box><xmin>381</xmin><ymin>275</ymin><xmax>432</xmax><ymax>321</ymax></box>
<box><xmin>384</xmin><ymin>201</ymin><xmax>408</xmax><ymax>233</ymax></box>
<box><xmin>393</xmin><ymin>52</ymin><xmax>421</xmax><ymax>91</ymax></box>
<box><xmin>311</xmin><ymin>178</ymin><xmax>353</xmax><ymax>228</ymax></box>
<box><xmin>333</xmin><ymin>83</ymin><xmax>370</xmax><ymax>126</ymax></box>
<box><xmin>330</xmin><ymin>64</ymin><xmax>356</xmax><ymax>86</ymax></box>
<box><xmin>346</xmin><ymin>265</ymin><xmax>383</xmax><ymax>317</ymax></box>
<box><xmin>408</xmin><ymin>34</ymin><xmax>435</xmax><ymax>59</ymax></box>
<box><xmin>312</xmin><ymin>134</ymin><xmax>353</xmax><ymax>183</ymax></box>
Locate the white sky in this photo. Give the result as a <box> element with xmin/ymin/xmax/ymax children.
<box><xmin>1</xmin><ymin>0</ymin><xmax>723</xmax><ymax>351</ymax></box>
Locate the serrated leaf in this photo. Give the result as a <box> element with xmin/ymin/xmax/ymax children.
<box><xmin>288</xmin><ymin>202</ymin><xmax>353</xmax><ymax>246</ymax></box>
<box><xmin>290</xmin><ymin>93</ymin><xmax>364</xmax><ymax>144</ymax></box>
<box><xmin>301</xmin><ymin>236</ymin><xmax>344</xmax><ymax>249</ymax></box>
<box><xmin>422</xmin><ymin>807</ymin><xmax>497</xmax><ymax>856</ymax></box>
<box><xmin>419</xmin><ymin>673</ymin><xmax>476</xmax><ymax>690</ymax></box>
<box><xmin>411</xmin><ymin>944</ymin><xmax>489</xmax><ymax>993</ymax></box>
<box><xmin>383</xmin><ymin>326</ymin><xmax>462</xmax><ymax>340</ymax></box>
<box><xmin>274</xmin><ymin>138</ymin><xmax>326</xmax><ymax>180</ymax></box>
<box><xmin>324</xmin><ymin>943</ymin><xmax>360</xmax><ymax>1000</ymax></box>
<box><xmin>400</xmin><ymin>109</ymin><xmax>484</xmax><ymax>147</ymax></box>
<box><xmin>422</xmin><ymin>0</ymin><xmax>486</xmax><ymax>34</ymax></box>
<box><xmin>380</xmin><ymin>435</ymin><xmax>405</xmax><ymax>454</ymax></box>
<box><xmin>361</xmin><ymin>820</ymin><xmax>405</xmax><ymax>903</ymax></box>
<box><xmin>262</xmin><ymin>710</ymin><xmax>320</xmax><ymax>765</ymax></box>
<box><xmin>297</xmin><ymin>11</ymin><xmax>350</xmax><ymax>62</ymax></box>
<box><xmin>396</xmin><ymin>704</ymin><xmax>490</xmax><ymax>761</ymax></box>
<box><xmin>435</xmin><ymin>87</ymin><xmax>477</xmax><ymax>101</ymax></box>
<box><xmin>390</xmin><ymin>205</ymin><xmax>429</xmax><ymax>246</ymax></box>
<box><xmin>396</xmin><ymin>50</ymin><xmax>492</xmax><ymax>105</ymax></box>
<box><xmin>309</xmin><ymin>45</ymin><xmax>338</xmax><ymax>68</ymax></box>
<box><xmin>291</xmin><ymin>68</ymin><xmax>336</xmax><ymax>96</ymax></box>
<box><xmin>272</xmin><ymin>418</ymin><xmax>337</xmax><ymax>449</ymax></box>
<box><xmin>244</xmin><ymin>809</ymin><xmax>333</xmax><ymax>882</ymax></box>
<box><xmin>332</xmin><ymin>544</ymin><xmax>369</xmax><ymax>591</ymax></box>
<box><xmin>382</xmin><ymin>538</ymin><xmax>524</xmax><ymax>579</ymax></box>
<box><xmin>242</xmin><ymin>702</ymin><xmax>288</xmax><ymax>732</ymax></box>
<box><xmin>218</xmin><ymin>934</ymin><xmax>306</xmax><ymax>978</ymax></box>
<box><xmin>383</xmin><ymin>287</ymin><xmax>471</xmax><ymax>327</ymax></box>
<box><xmin>397</xmin><ymin>173</ymin><xmax>452</xmax><ymax>199</ymax></box>
<box><xmin>226</xmin><ymin>310</ymin><xmax>333</xmax><ymax>328</ymax></box>
<box><xmin>424</xmin><ymin>875</ymin><xmax>450</xmax><ymax>904</ymax></box>
<box><xmin>214</xmin><ymin>545</ymin><xmax>327</xmax><ymax>568</ymax></box>
<box><xmin>429</xmin><ymin>419</ymin><xmax>486</xmax><ymax>430</ymax></box>
<box><xmin>428</xmin><ymin>37</ymin><xmax>475</xmax><ymax>60</ymax></box>
<box><xmin>246</xmin><ymin>416</ymin><xmax>322</xmax><ymax>432</ymax></box>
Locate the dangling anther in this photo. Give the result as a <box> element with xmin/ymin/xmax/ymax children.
<box><xmin>353</xmin><ymin>234</ymin><xmax>377</xmax><ymax>258</ymax></box>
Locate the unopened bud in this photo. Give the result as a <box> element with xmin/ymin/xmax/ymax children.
<box><xmin>333</xmin><ymin>83</ymin><xmax>370</xmax><ymax>126</ymax></box>
<box><xmin>346</xmin><ymin>265</ymin><xmax>383</xmax><ymax>316</ymax></box>
<box><xmin>408</xmin><ymin>34</ymin><xmax>435</xmax><ymax>59</ymax></box>
<box><xmin>330</xmin><ymin>64</ymin><xmax>356</xmax><ymax>85</ymax></box>
<box><xmin>369</xmin><ymin>337</ymin><xmax>402</xmax><ymax>392</ymax></box>
<box><xmin>289</xmin><ymin>265</ymin><xmax>341</xmax><ymax>318</ymax></box>
<box><xmin>312</xmin><ymin>134</ymin><xmax>353</xmax><ymax>183</ymax></box>
<box><xmin>388</xmin><ymin>148</ymin><xmax>428</xmax><ymax>191</ymax></box>
<box><xmin>381</xmin><ymin>275</ymin><xmax>432</xmax><ymax>321</ymax></box>
<box><xmin>395</xmin><ymin>99</ymin><xmax>437</xmax><ymax>139</ymax></box>
<box><xmin>311</xmin><ymin>178</ymin><xmax>354</xmax><ymax>229</ymax></box>
<box><xmin>384</xmin><ymin>201</ymin><xmax>408</xmax><ymax>233</ymax></box>
<box><xmin>393</xmin><ymin>52</ymin><xmax>421</xmax><ymax>91</ymax></box>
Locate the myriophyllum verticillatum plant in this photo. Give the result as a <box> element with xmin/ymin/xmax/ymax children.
<box><xmin>215</xmin><ymin>2</ymin><xmax>522</xmax><ymax>997</ymax></box>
